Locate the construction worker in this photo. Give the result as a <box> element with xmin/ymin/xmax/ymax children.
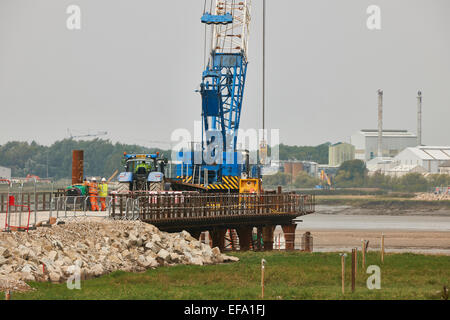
<box><xmin>135</xmin><ymin>160</ymin><xmax>151</xmax><ymax>174</ymax></box>
<box><xmin>88</xmin><ymin>177</ymin><xmax>99</xmax><ymax>211</ymax></box>
<box><xmin>82</xmin><ymin>178</ymin><xmax>89</xmax><ymax>198</ymax></box>
<box><xmin>98</xmin><ymin>178</ymin><xmax>108</xmax><ymax>211</ymax></box>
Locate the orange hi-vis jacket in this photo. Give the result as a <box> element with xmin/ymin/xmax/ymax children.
<box><xmin>88</xmin><ymin>182</ymin><xmax>98</xmax><ymax>195</ymax></box>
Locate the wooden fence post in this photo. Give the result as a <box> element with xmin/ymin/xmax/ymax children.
<box><xmin>340</xmin><ymin>253</ymin><xmax>347</xmax><ymax>295</ymax></box>
<box><xmin>261</xmin><ymin>259</ymin><xmax>266</xmax><ymax>299</ymax></box>
<box><xmin>361</xmin><ymin>240</ymin><xmax>366</xmax><ymax>270</ymax></box>
<box><xmin>351</xmin><ymin>248</ymin><xmax>356</xmax><ymax>293</ymax></box>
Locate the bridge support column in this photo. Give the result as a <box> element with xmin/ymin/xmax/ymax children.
<box><xmin>190</xmin><ymin>230</ymin><xmax>202</xmax><ymax>241</ymax></box>
<box><xmin>282</xmin><ymin>224</ymin><xmax>297</xmax><ymax>250</ymax></box>
<box><xmin>262</xmin><ymin>226</ymin><xmax>275</xmax><ymax>251</ymax></box>
<box><xmin>209</xmin><ymin>228</ymin><xmax>226</xmax><ymax>251</ymax></box>
<box><xmin>255</xmin><ymin>227</ymin><xmax>263</xmax><ymax>251</ymax></box>
<box><xmin>201</xmin><ymin>231</ymin><xmax>213</xmax><ymax>247</ymax></box>
<box><xmin>236</xmin><ymin>227</ymin><xmax>253</xmax><ymax>251</ymax></box>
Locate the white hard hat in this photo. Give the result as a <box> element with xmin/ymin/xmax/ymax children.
<box><xmin>92</xmin><ymin>177</ymin><xmax>97</xmax><ymax>182</ymax></box>
<box><xmin>101</xmin><ymin>178</ymin><xmax>106</xmax><ymax>182</ymax></box>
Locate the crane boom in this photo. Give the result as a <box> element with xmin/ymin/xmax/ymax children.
<box><xmin>201</xmin><ymin>0</ymin><xmax>251</xmax><ymax>153</ymax></box>
<box><xmin>209</xmin><ymin>0</ymin><xmax>251</xmax><ymax>57</ymax></box>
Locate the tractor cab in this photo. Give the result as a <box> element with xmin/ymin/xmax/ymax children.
<box><xmin>126</xmin><ymin>159</ymin><xmax>152</xmax><ymax>174</ymax></box>
<box><xmin>118</xmin><ymin>152</ymin><xmax>168</xmax><ymax>191</ymax></box>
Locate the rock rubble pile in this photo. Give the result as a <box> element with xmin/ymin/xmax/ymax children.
<box><xmin>0</xmin><ymin>218</ymin><xmax>239</xmax><ymax>292</ymax></box>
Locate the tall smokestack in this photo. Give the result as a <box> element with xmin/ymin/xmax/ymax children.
<box><xmin>377</xmin><ymin>89</ymin><xmax>383</xmax><ymax>158</ymax></box>
<box><xmin>417</xmin><ymin>91</ymin><xmax>422</xmax><ymax>146</ymax></box>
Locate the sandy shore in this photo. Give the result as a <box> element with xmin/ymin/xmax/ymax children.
<box><xmin>277</xmin><ymin>205</ymin><xmax>450</xmax><ymax>255</ymax></box>
<box><xmin>292</xmin><ymin>229</ymin><xmax>450</xmax><ymax>255</ymax></box>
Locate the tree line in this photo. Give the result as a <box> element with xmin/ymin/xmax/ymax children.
<box><xmin>0</xmin><ymin>139</ymin><xmax>332</xmax><ymax>181</ymax></box>
<box><xmin>276</xmin><ymin>143</ymin><xmax>330</xmax><ymax>164</ymax></box>
<box><xmin>0</xmin><ymin>139</ymin><xmax>168</xmax><ymax>180</ymax></box>
<box><xmin>333</xmin><ymin>160</ymin><xmax>450</xmax><ymax>192</ymax></box>
<box><xmin>263</xmin><ymin>159</ymin><xmax>450</xmax><ymax>192</ymax></box>
<box><xmin>263</xmin><ymin>171</ymin><xmax>321</xmax><ymax>189</ymax></box>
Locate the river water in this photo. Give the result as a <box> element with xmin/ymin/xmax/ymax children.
<box><xmin>271</xmin><ymin>205</ymin><xmax>450</xmax><ymax>254</ymax></box>
<box><xmin>296</xmin><ymin>209</ymin><xmax>450</xmax><ymax>232</ymax></box>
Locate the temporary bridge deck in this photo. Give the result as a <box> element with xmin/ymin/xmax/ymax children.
<box><xmin>1</xmin><ymin>190</ymin><xmax>315</xmax><ymax>250</ymax></box>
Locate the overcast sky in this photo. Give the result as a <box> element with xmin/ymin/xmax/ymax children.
<box><xmin>0</xmin><ymin>0</ymin><xmax>449</xmax><ymax>148</ymax></box>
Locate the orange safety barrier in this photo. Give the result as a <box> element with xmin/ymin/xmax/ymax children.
<box><xmin>4</xmin><ymin>196</ymin><xmax>31</xmax><ymax>232</ymax></box>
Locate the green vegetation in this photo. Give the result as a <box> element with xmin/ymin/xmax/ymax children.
<box><xmin>334</xmin><ymin>160</ymin><xmax>450</xmax><ymax>192</ymax></box>
<box><xmin>276</xmin><ymin>143</ymin><xmax>330</xmax><ymax>164</ymax></box>
<box><xmin>263</xmin><ymin>171</ymin><xmax>320</xmax><ymax>189</ymax></box>
<box><xmin>262</xmin><ymin>158</ymin><xmax>450</xmax><ymax>192</ymax></box>
<box><xmin>0</xmin><ymin>139</ymin><xmax>168</xmax><ymax>180</ymax></box>
<box><xmin>10</xmin><ymin>251</ymin><xmax>450</xmax><ymax>300</ymax></box>
<box><xmin>334</xmin><ymin>160</ymin><xmax>367</xmax><ymax>187</ymax></box>
<box><xmin>1</xmin><ymin>138</ymin><xmax>448</xmax><ymax>193</ymax></box>
<box><xmin>0</xmin><ymin>140</ymin><xmax>332</xmax><ymax>181</ymax></box>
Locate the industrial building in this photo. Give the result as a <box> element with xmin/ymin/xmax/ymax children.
<box><xmin>301</xmin><ymin>161</ymin><xmax>319</xmax><ymax>178</ymax></box>
<box><xmin>0</xmin><ymin>166</ymin><xmax>11</xmax><ymax>180</ymax></box>
<box><xmin>366</xmin><ymin>159</ymin><xmax>428</xmax><ymax>177</ymax></box>
<box><xmin>439</xmin><ymin>160</ymin><xmax>450</xmax><ymax>174</ymax></box>
<box><xmin>393</xmin><ymin>146</ymin><xmax>450</xmax><ymax>174</ymax></box>
<box><xmin>328</xmin><ymin>142</ymin><xmax>355</xmax><ymax>166</ymax></box>
<box><xmin>351</xmin><ymin>129</ymin><xmax>417</xmax><ymax>161</ymax></box>
<box><xmin>366</xmin><ymin>157</ymin><xmax>396</xmax><ymax>174</ymax></box>
<box><xmin>276</xmin><ymin>160</ymin><xmax>318</xmax><ymax>178</ymax></box>
<box><xmin>387</xmin><ymin>164</ymin><xmax>427</xmax><ymax>177</ymax></box>
<box><xmin>283</xmin><ymin>161</ymin><xmax>304</xmax><ymax>178</ymax></box>
<box><xmin>278</xmin><ymin>161</ymin><xmax>302</xmax><ymax>185</ymax></box>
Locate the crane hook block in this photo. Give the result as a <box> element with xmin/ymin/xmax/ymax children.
<box><xmin>201</xmin><ymin>12</ymin><xmax>233</xmax><ymax>25</ymax></box>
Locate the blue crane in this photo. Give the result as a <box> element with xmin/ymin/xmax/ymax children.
<box><xmin>176</xmin><ymin>0</ymin><xmax>258</xmax><ymax>191</ymax></box>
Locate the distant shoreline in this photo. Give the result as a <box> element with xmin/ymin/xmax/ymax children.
<box><xmin>315</xmin><ymin>195</ymin><xmax>450</xmax><ymax>213</ymax></box>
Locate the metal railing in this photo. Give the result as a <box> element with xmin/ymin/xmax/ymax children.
<box><xmin>1</xmin><ymin>195</ymin><xmax>111</xmax><ymax>228</ymax></box>
<box><xmin>51</xmin><ymin>195</ymin><xmax>112</xmax><ymax>218</ymax></box>
<box><xmin>0</xmin><ymin>191</ymin><xmax>65</xmax><ymax>213</ymax></box>
<box><xmin>1</xmin><ymin>191</ymin><xmax>315</xmax><ymax>226</ymax></box>
<box><xmin>111</xmin><ymin>193</ymin><xmax>315</xmax><ymax>221</ymax></box>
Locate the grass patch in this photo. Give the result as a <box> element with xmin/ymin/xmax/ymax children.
<box><xmin>8</xmin><ymin>251</ymin><xmax>450</xmax><ymax>300</ymax></box>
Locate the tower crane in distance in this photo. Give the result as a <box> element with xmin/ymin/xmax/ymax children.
<box><xmin>67</xmin><ymin>129</ymin><xmax>108</xmax><ymax>139</ymax></box>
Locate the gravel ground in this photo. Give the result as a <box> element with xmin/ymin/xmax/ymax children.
<box><xmin>0</xmin><ymin>217</ymin><xmax>238</xmax><ymax>292</ymax></box>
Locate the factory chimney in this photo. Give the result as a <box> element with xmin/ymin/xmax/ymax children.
<box><xmin>377</xmin><ymin>89</ymin><xmax>383</xmax><ymax>158</ymax></box>
<box><xmin>417</xmin><ymin>91</ymin><xmax>422</xmax><ymax>146</ymax></box>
